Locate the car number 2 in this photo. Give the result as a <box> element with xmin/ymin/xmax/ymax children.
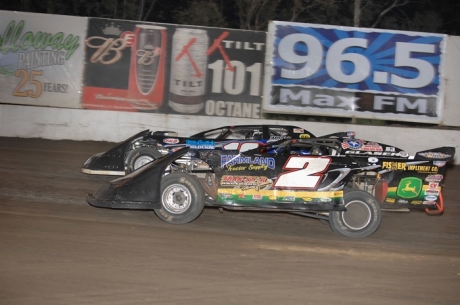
<box><xmin>274</xmin><ymin>156</ymin><xmax>332</xmax><ymax>190</ymax></box>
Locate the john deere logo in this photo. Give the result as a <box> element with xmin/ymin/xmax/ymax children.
<box><xmin>397</xmin><ymin>177</ymin><xmax>422</xmax><ymax>199</ymax></box>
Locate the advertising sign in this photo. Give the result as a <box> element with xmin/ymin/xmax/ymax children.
<box><xmin>0</xmin><ymin>11</ymin><xmax>85</xmax><ymax>108</ymax></box>
<box><xmin>83</xmin><ymin>18</ymin><xmax>265</xmax><ymax>118</ymax></box>
<box><xmin>263</xmin><ymin>21</ymin><xmax>447</xmax><ymax>123</ymax></box>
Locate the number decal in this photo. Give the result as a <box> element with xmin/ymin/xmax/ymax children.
<box><xmin>13</xmin><ymin>69</ymin><xmax>43</xmax><ymax>98</ymax></box>
<box><xmin>223</xmin><ymin>142</ymin><xmax>260</xmax><ymax>152</ymax></box>
<box><xmin>274</xmin><ymin>156</ymin><xmax>331</xmax><ymax>190</ymax></box>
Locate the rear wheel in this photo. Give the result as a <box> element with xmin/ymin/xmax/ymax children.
<box><xmin>329</xmin><ymin>190</ymin><xmax>381</xmax><ymax>238</ymax></box>
<box><xmin>125</xmin><ymin>147</ymin><xmax>163</xmax><ymax>173</ymax></box>
<box><xmin>154</xmin><ymin>173</ymin><xmax>205</xmax><ymax>224</ymax></box>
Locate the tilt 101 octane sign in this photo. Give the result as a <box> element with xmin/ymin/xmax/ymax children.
<box><xmin>83</xmin><ymin>18</ymin><xmax>266</xmax><ymax>118</ymax></box>
<box><xmin>263</xmin><ymin>21</ymin><xmax>447</xmax><ymax>123</ymax></box>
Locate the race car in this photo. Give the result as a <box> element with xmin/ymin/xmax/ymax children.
<box><xmin>81</xmin><ymin>125</ymin><xmax>408</xmax><ymax>176</ymax></box>
<box><xmin>86</xmin><ymin>140</ymin><xmax>455</xmax><ymax>238</ymax></box>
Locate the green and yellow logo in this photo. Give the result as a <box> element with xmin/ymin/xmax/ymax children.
<box><xmin>397</xmin><ymin>177</ymin><xmax>422</xmax><ymax>199</ymax></box>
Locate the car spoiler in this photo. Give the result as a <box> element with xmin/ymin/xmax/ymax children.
<box><xmin>81</xmin><ymin>129</ymin><xmax>151</xmax><ymax>174</ymax></box>
<box><xmin>87</xmin><ymin>147</ymin><xmax>190</xmax><ymax>210</ymax></box>
<box><xmin>413</xmin><ymin>146</ymin><xmax>456</xmax><ymax>162</ymax></box>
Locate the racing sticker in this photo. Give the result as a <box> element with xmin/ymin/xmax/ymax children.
<box><xmin>396</xmin><ymin>177</ymin><xmax>422</xmax><ymax>199</ymax></box>
<box><xmin>220</xmin><ymin>175</ymin><xmax>272</xmax><ymax>190</ymax></box>
<box><xmin>341</xmin><ymin>139</ymin><xmax>383</xmax><ymax>151</ymax></box>
<box><xmin>186</xmin><ymin>139</ymin><xmax>215</xmax><ymax>149</ymax></box>
<box><xmin>221</xmin><ymin>155</ymin><xmax>275</xmax><ymax>170</ymax></box>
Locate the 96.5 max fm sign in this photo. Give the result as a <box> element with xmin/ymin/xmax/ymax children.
<box><xmin>263</xmin><ymin>21</ymin><xmax>447</xmax><ymax>123</ymax></box>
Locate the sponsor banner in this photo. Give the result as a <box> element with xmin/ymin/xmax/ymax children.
<box><xmin>0</xmin><ymin>11</ymin><xmax>85</xmax><ymax>108</ymax></box>
<box><xmin>382</xmin><ymin>159</ymin><xmax>448</xmax><ymax>205</ymax></box>
<box><xmin>263</xmin><ymin>21</ymin><xmax>446</xmax><ymax>123</ymax></box>
<box><xmin>83</xmin><ymin>18</ymin><xmax>265</xmax><ymax>118</ymax></box>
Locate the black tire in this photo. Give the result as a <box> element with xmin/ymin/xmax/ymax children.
<box><xmin>125</xmin><ymin>147</ymin><xmax>163</xmax><ymax>173</ymax></box>
<box><xmin>154</xmin><ymin>173</ymin><xmax>205</xmax><ymax>224</ymax></box>
<box><xmin>329</xmin><ymin>190</ymin><xmax>381</xmax><ymax>238</ymax></box>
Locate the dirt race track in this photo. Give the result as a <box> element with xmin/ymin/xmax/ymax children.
<box><xmin>0</xmin><ymin>137</ymin><xmax>459</xmax><ymax>305</ymax></box>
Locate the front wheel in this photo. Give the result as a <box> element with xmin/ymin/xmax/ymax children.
<box><xmin>329</xmin><ymin>190</ymin><xmax>381</xmax><ymax>238</ymax></box>
<box><xmin>154</xmin><ymin>173</ymin><xmax>205</xmax><ymax>224</ymax></box>
<box><xmin>125</xmin><ymin>147</ymin><xmax>163</xmax><ymax>174</ymax></box>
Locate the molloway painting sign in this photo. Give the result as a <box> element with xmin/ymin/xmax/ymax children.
<box><xmin>0</xmin><ymin>11</ymin><xmax>85</xmax><ymax>108</ymax></box>
<box><xmin>263</xmin><ymin>21</ymin><xmax>447</xmax><ymax>123</ymax></box>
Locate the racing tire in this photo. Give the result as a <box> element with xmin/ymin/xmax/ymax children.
<box><xmin>154</xmin><ymin>173</ymin><xmax>205</xmax><ymax>224</ymax></box>
<box><xmin>329</xmin><ymin>190</ymin><xmax>381</xmax><ymax>238</ymax></box>
<box><xmin>125</xmin><ymin>147</ymin><xmax>163</xmax><ymax>174</ymax></box>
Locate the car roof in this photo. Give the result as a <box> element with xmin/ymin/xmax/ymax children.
<box><xmin>190</xmin><ymin>125</ymin><xmax>314</xmax><ymax>137</ymax></box>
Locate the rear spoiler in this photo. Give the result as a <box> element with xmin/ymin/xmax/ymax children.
<box><xmin>414</xmin><ymin>147</ymin><xmax>455</xmax><ymax>162</ymax></box>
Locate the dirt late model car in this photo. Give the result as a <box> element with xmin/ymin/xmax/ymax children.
<box><xmin>81</xmin><ymin>124</ymin><xmax>408</xmax><ymax>176</ymax></box>
<box><xmin>87</xmin><ymin>139</ymin><xmax>455</xmax><ymax>238</ymax></box>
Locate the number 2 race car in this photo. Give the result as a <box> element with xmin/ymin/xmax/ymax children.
<box><xmin>81</xmin><ymin>125</ymin><xmax>408</xmax><ymax>176</ymax></box>
<box><xmin>86</xmin><ymin>138</ymin><xmax>455</xmax><ymax>238</ymax></box>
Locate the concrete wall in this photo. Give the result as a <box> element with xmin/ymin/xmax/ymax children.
<box><xmin>1</xmin><ymin>104</ymin><xmax>459</xmax><ymax>164</ymax></box>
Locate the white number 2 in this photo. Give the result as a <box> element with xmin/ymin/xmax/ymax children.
<box><xmin>274</xmin><ymin>156</ymin><xmax>331</xmax><ymax>189</ymax></box>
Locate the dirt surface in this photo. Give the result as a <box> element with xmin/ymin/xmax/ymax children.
<box><xmin>0</xmin><ymin>137</ymin><xmax>459</xmax><ymax>305</ymax></box>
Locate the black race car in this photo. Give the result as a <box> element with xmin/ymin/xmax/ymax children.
<box><xmin>87</xmin><ymin>139</ymin><xmax>455</xmax><ymax>238</ymax></box>
<box><xmin>81</xmin><ymin>125</ymin><xmax>408</xmax><ymax>175</ymax></box>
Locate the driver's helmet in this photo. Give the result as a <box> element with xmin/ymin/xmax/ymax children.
<box><xmin>245</xmin><ymin>131</ymin><xmax>263</xmax><ymax>140</ymax></box>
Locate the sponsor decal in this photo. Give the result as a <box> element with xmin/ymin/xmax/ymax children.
<box><xmin>302</xmin><ymin>197</ymin><xmax>313</xmax><ymax>202</ymax></box>
<box><xmin>283</xmin><ymin>196</ymin><xmax>295</xmax><ymax>201</ymax></box>
<box><xmin>320</xmin><ymin>198</ymin><xmax>332</xmax><ymax>203</ymax></box>
<box><xmin>238</xmin><ymin>193</ymin><xmax>245</xmax><ymax>199</ymax></box>
<box><xmin>219</xmin><ymin>193</ymin><xmax>232</xmax><ymax>199</ymax></box>
<box><xmin>425</xmin><ymin>174</ymin><xmax>443</xmax><ymax>182</ymax></box>
<box><xmin>345</xmin><ymin>151</ymin><xmax>404</xmax><ymax>157</ymax></box>
<box><xmin>346</xmin><ymin>131</ymin><xmax>355</xmax><ymax>138</ymax></box>
<box><xmin>425</xmin><ymin>195</ymin><xmax>438</xmax><ymax>201</ymax></box>
<box><xmin>428</xmin><ymin>182</ymin><xmax>439</xmax><ymax>189</ymax></box>
<box><xmin>269</xmin><ymin>135</ymin><xmax>288</xmax><ymax>141</ymax></box>
<box><xmin>385</xmin><ymin>147</ymin><xmax>396</xmax><ymax>152</ymax></box>
<box><xmin>220</xmin><ymin>175</ymin><xmax>272</xmax><ymax>190</ymax></box>
<box><xmin>382</xmin><ymin>162</ymin><xmax>408</xmax><ymax>171</ymax></box>
<box><xmin>221</xmin><ymin>155</ymin><xmax>275</xmax><ymax>170</ymax></box>
<box><xmin>411</xmin><ymin>201</ymin><xmax>422</xmax><ymax>205</ymax></box>
<box><xmin>186</xmin><ymin>139</ymin><xmax>215</xmax><ymax>149</ymax></box>
<box><xmin>382</xmin><ymin>161</ymin><xmax>437</xmax><ymax>173</ymax></box>
<box><xmin>423</xmin><ymin>200</ymin><xmax>437</xmax><ymax>205</ymax></box>
<box><xmin>418</xmin><ymin>152</ymin><xmax>452</xmax><ymax>159</ymax></box>
<box><xmin>424</xmin><ymin>189</ymin><xmax>440</xmax><ymax>196</ymax></box>
<box><xmin>361</xmin><ymin>142</ymin><xmax>383</xmax><ymax>152</ymax></box>
<box><xmin>342</xmin><ymin>139</ymin><xmax>364</xmax><ymax>150</ymax></box>
<box><xmin>293</xmin><ymin>128</ymin><xmax>304</xmax><ymax>133</ymax></box>
<box><xmin>397</xmin><ymin>199</ymin><xmax>409</xmax><ymax>204</ymax></box>
<box><xmin>252</xmin><ymin>194</ymin><xmax>263</xmax><ymax>200</ymax></box>
<box><xmin>368</xmin><ymin>157</ymin><xmax>379</xmax><ymax>164</ymax></box>
<box><xmin>397</xmin><ymin>177</ymin><xmax>422</xmax><ymax>199</ymax></box>
<box><xmin>385</xmin><ymin>198</ymin><xmax>396</xmax><ymax>203</ymax></box>
<box><xmin>299</xmin><ymin>134</ymin><xmax>310</xmax><ymax>139</ymax></box>
<box><xmin>269</xmin><ymin>195</ymin><xmax>277</xmax><ymax>200</ymax></box>
<box><xmin>163</xmin><ymin>138</ymin><xmax>179</xmax><ymax>144</ymax></box>
<box><xmin>400</xmin><ymin>151</ymin><xmax>409</xmax><ymax>158</ymax></box>
<box><xmin>433</xmin><ymin>161</ymin><xmax>446</xmax><ymax>167</ymax></box>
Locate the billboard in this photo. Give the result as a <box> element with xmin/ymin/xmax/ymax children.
<box><xmin>263</xmin><ymin>21</ymin><xmax>447</xmax><ymax>123</ymax></box>
<box><xmin>83</xmin><ymin>18</ymin><xmax>266</xmax><ymax>118</ymax></box>
<box><xmin>0</xmin><ymin>11</ymin><xmax>86</xmax><ymax>108</ymax></box>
